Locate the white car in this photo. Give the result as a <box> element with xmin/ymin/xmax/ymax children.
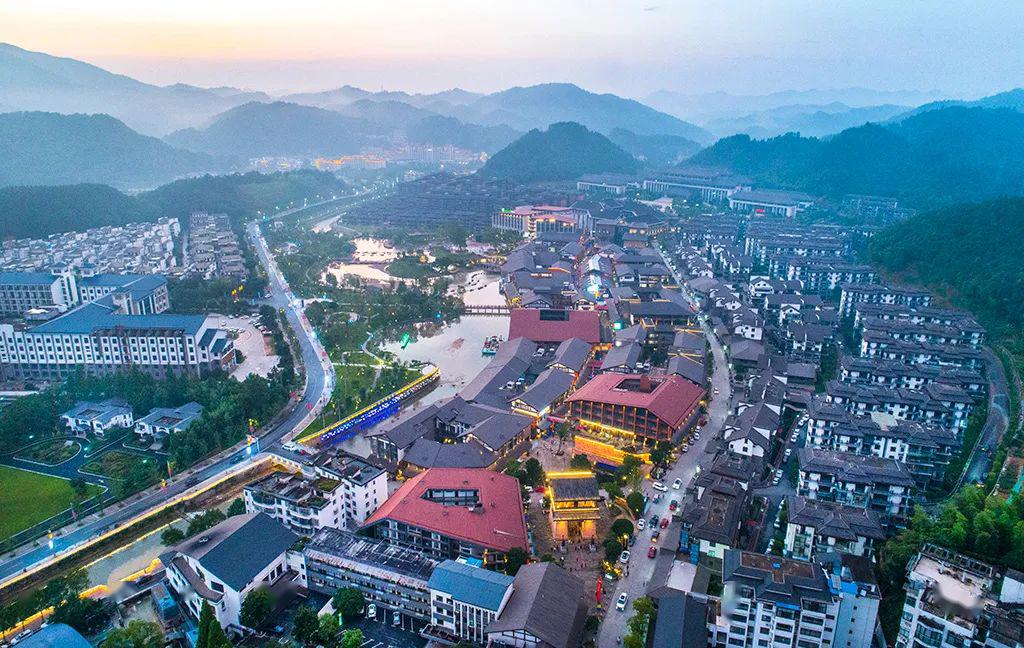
<box><xmin>681</xmin><ymin>443</ymin><xmax>689</xmax><ymax>452</ymax></box>
<box><xmin>616</xmin><ymin>593</ymin><xmax>629</xmax><ymax>611</ymax></box>
<box><xmin>692</xmin><ymin>432</ymin><xmax>700</xmax><ymax>440</ymax></box>
<box><xmin>775</xmin><ymin>469</ymin><xmax>784</xmax><ymax>479</ymax></box>
<box><xmin>772</xmin><ymin>477</ymin><xmax>781</xmax><ymax>486</ymax></box>
<box><xmin>652</xmin><ymin>482</ymin><xmax>668</xmax><ymax>492</ymax></box>
<box><xmin>636</xmin><ymin>518</ymin><xmax>646</xmax><ymax>530</ymax></box>
<box><xmin>619</xmin><ymin>550</ymin><xmax>631</xmax><ymax>563</ymax></box>
<box><xmin>672</xmin><ymin>478</ymin><xmax>683</xmax><ymax>490</ymax></box>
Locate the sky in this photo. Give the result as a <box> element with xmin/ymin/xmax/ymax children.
<box><xmin>3</xmin><ymin>0</ymin><xmax>1024</xmax><ymax>99</ymax></box>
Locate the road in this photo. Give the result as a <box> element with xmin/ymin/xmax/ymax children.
<box><xmin>964</xmin><ymin>348</ymin><xmax>1011</xmax><ymax>485</ymax></box>
<box><xmin>596</xmin><ymin>250</ymin><xmax>733</xmax><ymax>647</ymax></box>
<box><xmin>0</xmin><ymin>222</ymin><xmax>334</xmax><ymax>588</ymax></box>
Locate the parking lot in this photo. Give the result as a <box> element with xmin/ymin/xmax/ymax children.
<box><xmin>211</xmin><ymin>314</ymin><xmax>281</xmax><ymax>380</ymax></box>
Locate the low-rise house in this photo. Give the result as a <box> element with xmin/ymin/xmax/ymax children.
<box><xmin>61</xmin><ymin>398</ymin><xmax>133</xmax><ymax>436</ymax></box>
<box><xmin>486</xmin><ymin>563</ymin><xmax>588</xmax><ymax>648</ymax></box>
<box><xmin>425</xmin><ymin>559</ymin><xmax>515</xmax><ymax>644</ymax></box>
<box><xmin>134</xmin><ymin>401</ymin><xmax>203</xmax><ymax>438</ymax></box>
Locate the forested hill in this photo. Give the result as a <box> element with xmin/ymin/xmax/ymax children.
<box><xmin>0</xmin><ymin>170</ymin><xmax>347</xmax><ymax>240</ymax></box>
<box><xmin>690</xmin><ymin>106</ymin><xmax>1024</xmax><ymax>208</ymax></box>
<box><xmin>870</xmin><ymin>198</ymin><xmax>1024</xmax><ymax>338</ymax></box>
<box><xmin>478</xmin><ymin>121</ymin><xmax>638</xmax><ymax>182</ymax></box>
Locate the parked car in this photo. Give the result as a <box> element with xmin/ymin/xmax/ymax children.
<box><xmin>672</xmin><ymin>478</ymin><xmax>682</xmax><ymax>490</ymax></box>
<box><xmin>669</xmin><ymin>499</ymin><xmax>678</xmax><ymax>511</ymax></box>
<box><xmin>653</xmin><ymin>482</ymin><xmax>668</xmax><ymax>492</ymax></box>
<box><xmin>650</xmin><ymin>515</ymin><xmax>660</xmax><ymax>527</ymax></box>
<box><xmin>681</xmin><ymin>443</ymin><xmax>690</xmax><ymax>452</ymax></box>
<box><xmin>653</xmin><ymin>493</ymin><xmax>663</xmax><ymax>503</ymax></box>
<box><xmin>775</xmin><ymin>469</ymin><xmax>784</xmax><ymax>479</ymax></box>
<box><xmin>637</xmin><ymin>518</ymin><xmax>646</xmax><ymax>531</ymax></box>
<box><xmin>660</xmin><ymin>517</ymin><xmax>670</xmax><ymax>529</ymax></box>
<box><xmin>692</xmin><ymin>431</ymin><xmax>700</xmax><ymax>440</ymax></box>
<box><xmin>647</xmin><ymin>545</ymin><xmax>658</xmax><ymax>559</ymax></box>
<box><xmin>619</xmin><ymin>550</ymin><xmax>631</xmax><ymax>563</ymax></box>
<box><xmin>652</xmin><ymin>530</ymin><xmax>661</xmax><ymax>542</ymax></box>
<box><xmin>616</xmin><ymin>593</ymin><xmax>629</xmax><ymax>611</ymax></box>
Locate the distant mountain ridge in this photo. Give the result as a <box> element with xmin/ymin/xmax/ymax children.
<box><xmin>0</xmin><ymin>42</ymin><xmax>270</xmax><ymax>135</ymax></box>
<box><xmin>0</xmin><ymin>111</ymin><xmax>222</xmax><ymax>189</ymax></box>
<box><xmin>479</xmin><ymin>121</ymin><xmax>637</xmax><ymax>183</ymax></box>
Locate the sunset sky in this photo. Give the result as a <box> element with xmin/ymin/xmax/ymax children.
<box><xmin>3</xmin><ymin>0</ymin><xmax>1024</xmax><ymax>97</ymax></box>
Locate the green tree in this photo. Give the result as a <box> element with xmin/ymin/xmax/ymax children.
<box><xmin>604</xmin><ymin>537</ymin><xmax>624</xmax><ymax>562</ymax></box>
<box><xmin>518</xmin><ymin>457</ymin><xmax>545</xmax><ymax>487</ymax></box>
<box><xmin>293</xmin><ymin>605</ymin><xmax>320</xmax><ymax>645</ymax></box>
<box><xmin>332</xmin><ymin>587</ymin><xmax>365</xmax><ymax>619</ymax></box>
<box><xmin>569</xmin><ymin>454</ymin><xmax>592</xmax><ymax>470</ymax></box>
<box><xmin>102</xmin><ymin>620</ymin><xmax>164</xmax><ymax>648</ymax></box>
<box><xmin>240</xmin><ymin>588</ymin><xmax>274</xmax><ymax>629</ymax></box>
<box><xmin>505</xmin><ymin>546</ymin><xmax>529</xmax><ymax>575</ymax></box>
<box><xmin>611</xmin><ymin>518</ymin><xmax>634</xmax><ymax>540</ymax></box>
<box><xmin>160</xmin><ymin>527</ymin><xmax>186</xmax><ymax>546</ymax></box>
<box><xmin>316</xmin><ymin>614</ymin><xmax>341</xmax><ymax>648</ymax></box>
<box><xmin>205</xmin><ymin>617</ymin><xmax>233</xmax><ymax>648</ymax></box>
<box><xmin>227</xmin><ymin>497</ymin><xmax>246</xmax><ymax>516</ymax></box>
<box><xmin>196</xmin><ymin>601</ymin><xmax>215</xmax><ymax>648</ymax></box>
<box><xmin>340</xmin><ymin>629</ymin><xmax>364</xmax><ymax>648</ymax></box>
<box><xmin>626</xmin><ymin>491</ymin><xmax>646</xmax><ymax>518</ymax></box>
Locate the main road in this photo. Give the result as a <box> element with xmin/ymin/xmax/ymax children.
<box><xmin>0</xmin><ymin>222</ymin><xmax>333</xmax><ymax>589</ymax></box>
<box><xmin>596</xmin><ymin>247</ymin><xmax>733</xmax><ymax>647</ymax></box>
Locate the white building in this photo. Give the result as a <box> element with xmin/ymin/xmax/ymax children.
<box><xmin>162</xmin><ymin>513</ymin><xmax>298</xmax><ymax>631</ymax></box>
<box><xmin>135</xmin><ymin>402</ymin><xmax>204</xmax><ymax>439</ymax></box>
<box><xmin>784</xmin><ymin>495</ymin><xmax>886</xmax><ymax>560</ymax></box>
<box><xmin>426</xmin><ymin>559</ymin><xmax>515</xmax><ymax>644</ymax></box>
<box><xmin>0</xmin><ymin>268</ymin><xmax>78</xmax><ymax>315</ymax></box>
<box><xmin>491</xmin><ymin>205</ymin><xmax>591</xmax><ymax>237</ymax></box>
<box><xmin>61</xmin><ymin>398</ymin><xmax>133</xmax><ymax>436</ymax></box>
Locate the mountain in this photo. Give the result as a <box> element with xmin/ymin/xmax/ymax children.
<box><xmin>606</xmin><ymin>128</ymin><xmax>701</xmax><ymax>167</ymax></box>
<box><xmin>0</xmin><ymin>170</ymin><xmax>347</xmax><ymax>240</ymax></box>
<box><xmin>895</xmin><ymin>88</ymin><xmax>1024</xmax><ymax>120</ymax></box>
<box><xmin>282</xmin><ymin>85</ymin><xmax>483</xmax><ymax>111</ymax></box>
<box><xmin>165</xmin><ymin>101</ymin><xmax>371</xmax><ymax>157</ymax></box>
<box><xmin>871</xmin><ymin>198</ymin><xmax>1024</xmax><ymax>337</ymax></box>
<box><xmin>478</xmin><ymin>121</ymin><xmax>637</xmax><ymax>183</ymax></box>
<box><xmin>0</xmin><ymin>42</ymin><xmax>270</xmax><ymax>135</ymax></box>
<box><xmin>405</xmin><ymin>115</ymin><xmax>519</xmax><ymax>153</ymax></box>
<box><xmin>702</xmin><ymin>103</ymin><xmax>910</xmax><ymax>139</ymax></box>
<box><xmin>454</xmin><ymin>83</ymin><xmax>710</xmax><ymax>143</ymax></box>
<box><xmin>0</xmin><ymin>111</ymin><xmax>221</xmax><ymax>189</ymax></box>
<box><xmin>690</xmin><ymin>106</ymin><xmax>1024</xmax><ymax>207</ymax></box>
<box><xmin>646</xmin><ymin>87</ymin><xmax>946</xmax><ymax>124</ymax></box>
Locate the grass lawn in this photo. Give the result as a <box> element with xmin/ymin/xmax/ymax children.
<box><xmin>81</xmin><ymin>450</ymin><xmax>142</xmax><ymax>479</ymax></box>
<box><xmin>16</xmin><ymin>439</ymin><xmax>81</xmax><ymax>465</ymax></box>
<box><xmin>0</xmin><ymin>466</ymin><xmax>102</xmax><ymax>540</ymax></box>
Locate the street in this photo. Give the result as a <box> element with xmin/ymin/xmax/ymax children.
<box><xmin>0</xmin><ymin>221</ymin><xmax>334</xmax><ymax>588</ymax></box>
<box><xmin>596</xmin><ymin>251</ymin><xmax>732</xmax><ymax>647</ymax></box>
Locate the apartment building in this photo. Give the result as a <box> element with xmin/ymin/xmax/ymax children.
<box><xmin>797</xmin><ymin>447</ymin><xmax>916</xmax><ymax>525</ymax></box>
<box><xmin>491</xmin><ymin>205</ymin><xmax>591</xmax><ymax>237</ymax></box>
<box><xmin>426</xmin><ymin>559</ymin><xmax>515</xmax><ymax>644</ymax></box>
<box><xmin>784</xmin><ymin>495</ymin><xmax>886</xmax><ymax>560</ymax></box>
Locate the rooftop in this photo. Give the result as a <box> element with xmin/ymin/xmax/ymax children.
<box><xmin>568</xmin><ymin>372</ymin><xmax>704</xmax><ymax>429</ymax></box>
<box><xmin>428</xmin><ymin>559</ymin><xmax>514</xmax><ymax>611</ymax></box>
<box><xmin>508</xmin><ymin>308</ymin><xmax>601</xmax><ymax>345</ymax></box>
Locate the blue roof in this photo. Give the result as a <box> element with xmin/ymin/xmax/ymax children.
<box><xmin>19</xmin><ymin>624</ymin><xmax>91</xmax><ymax>648</ymax></box>
<box><xmin>28</xmin><ymin>302</ymin><xmax>207</xmax><ymax>336</ymax></box>
<box><xmin>0</xmin><ymin>271</ymin><xmax>57</xmax><ymax>285</ymax></box>
<box><xmin>78</xmin><ymin>273</ymin><xmax>147</xmax><ymax>287</ymax></box>
<box><xmin>427</xmin><ymin>559</ymin><xmax>514</xmax><ymax>611</ymax></box>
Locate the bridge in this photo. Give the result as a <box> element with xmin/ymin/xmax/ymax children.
<box><xmin>463</xmin><ymin>304</ymin><xmax>511</xmax><ymax>315</ymax></box>
<box><xmin>300</xmin><ymin>365</ymin><xmax>440</xmax><ymax>446</ymax></box>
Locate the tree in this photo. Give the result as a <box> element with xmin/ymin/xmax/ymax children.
<box><xmin>316</xmin><ymin>614</ymin><xmax>341</xmax><ymax>648</ymax></box>
<box><xmin>505</xmin><ymin>547</ymin><xmax>529</xmax><ymax>575</ymax></box>
<box><xmin>102</xmin><ymin>620</ymin><xmax>164</xmax><ymax>648</ymax></box>
<box><xmin>332</xmin><ymin>587</ymin><xmax>365</xmax><ymax>619</ymax></box>
<box><xmin>518</xmin><ymin>457</ymin><xmax>545</xmax><ymax>487</ymax></box>
<box><xmin>240</xmin><ymin>588</ymin><xmax>274</xmax><ymax>629</ymax></box>
<box><xmin>626</xmin><ymin>491</ymin><xmax>646</xmax><ymax>518</ymax></box>
<box><xmin>293</xmin><ymin>605</ymin><xmax>320</xmax><ymax>645</ymax></box>
<box><xmin>160</xmin><ymin>527</ymin><xmax>186</xmax><ymax>546</ymax></box>
<box><xmin>196</xmin><ymin>601</ymin><xmax>215</xmax><ymax>648</ymax></box>
<box><xmin>649</xmin><ymin>441</ymin><xmax>672</xmax><ymax>467</ymax></box>
<box><xmin>227</xmin><ymin>497</ymin><xmax>246</xmax><ymax>516</ymax></box>
<box><xmin>187</xmin><ymin>509</ymin><xmax>227</xmax><ymax>537</ymax></box>
<box><xmin>570</xmin><ymin>454</ymin><xmax>592</xmax><ymax>470</ymax></box>
<box><xmin>611</xmin><ymin>518</ymin><xmax>634</xmax><ymax>540</ymax></box>
<box><xmin>340</xmin><ymin>629</ymin><xmax>364</xmax><ymax>648</ymax></box>
<box><xmin>51</xmin><ymin>596</ymin><xmax>111</xmax><ymax>636</ymax></box>
<box><xmin>621</xmin><ymin>455</ymin><xmax>644</xmax><ymax>493</ymax></box>
<box><xmin>205</xmin><ymin>617</ymin><xmax>233</xmax><ymax>648</ymax></box>
<box><xmin>604</xmin><ymin>537</ymin><xmax>623</xmax><ymax>562</ymax></box>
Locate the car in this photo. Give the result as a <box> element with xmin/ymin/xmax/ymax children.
<box><xmin>775</xmin><ymin>469</ymin><xmax>784</xmax><ymax>479</ymax></box>
<box><xmin>672</xmin><ymin>478</ymin><xmax>682</xmax><ymax>490</ymax></box>
<box><xmin>648</xmin><ymin>546</ymin><xmax>658</xmax><ymax>559</ymax></box>
<box><xmin>692</xmin><ymin>431</ymin><xmax>700</xmax><ymax>440</ymax></box>
<box><xmin>653</xmin><ymin>493</ymin><xmax>662</xmax><ymax>503</ymax></box>
<box><xmin>367</xmin><ymin>604</ymin><xmax>377</xmax><ymax>620</ymax></box>
<box><xmin>524</xmin><ymin>486</ymin><xmax>533</xmax><ymax>493</ymax></box>
<box><xmin>652</xmin><ymin>482</ymin><xmax>668</xmax><ymax>492</ymax></box>
<box><xmin>681</xmin><ymin>443</ymin><xmax>689</xmax><ymax>452</ymax></box>
<box><xmin>772</xmin><ymin>477</ymin><xmax>781</xmax><ymax>486</ymax></box>
<box><xmin>669</xmin><ymin>499</ymin><xmax>678</xmax><ymax>511</ymax></box>
<box><xmin>660</xmin><ymin>517</ymin><xmax>670</xmax><ymax>529</ymax></box>
<box><xmin>650</xmin><ymin>515</ymin><xmax>660</xmax><ymax>527</ymax></box>
<box><xmin>616</xmin><ymin>593</ymin><xmax>629</xmax><ymax>611</ymax></box>
<box><xmin>636</xmin><ymin>518</ymin><xmax>646</xmax><ymax>530</ymax></box>
<box><xmin>784</xmin><ymin>448</ymin><xmax>792</xmax><ymax>460</ymax></box>
<box><xmin>713</xmin><ymin>387</ymin><xmax>720</xmax><ymax>395</ymax></box>
<box><xmin>651</xmin><ymin>530</ymin><xmax>661</xmax><ymax>542</ymax></box>
<box><xmin>619</xmin><ymin>550</ymin><xmax>631</xmax><ymax>563</ymax></box>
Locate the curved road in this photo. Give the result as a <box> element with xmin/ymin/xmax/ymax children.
<box><xmin>0</xmin><ymin>222</ymin><xmax>333</xmax><ymax>588</ymax></box>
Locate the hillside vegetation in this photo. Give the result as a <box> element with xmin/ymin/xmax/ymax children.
<box><xmin>479</xmin><ymin>121</ymin><xmax>637</xmax><ymax>183</ymax></box>
<box><xmin>691</xmin><ymin>107</ymin><xmax>1024</xmax><ymax>207</ymax></box>
<box><xmin>0</xmin><ymin>170</ymin><xmax>347</xmax><ymax>239</ymax></box>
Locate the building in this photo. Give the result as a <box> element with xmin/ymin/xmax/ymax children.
<box><xmin>311</xmin><ymin>451</ymin><xmax>388</xmax><ymax>526</ymax></box>
<box><xmin>162</xmin><ymin>513</ymin><xmax>298</xmax><ymax>631</ymax></box>
<box><xmin>728</xmin><ymin>189</ymin><xmax>815</xmax><ymax>217</ymax></box>
<box><xmin>303</xmin><ymin>527</ymin><xmax>438</xmax><ymax>632</ymax></box>
<box><xmin>16</xmin><ymin>624</ymin><xmax>92</xmax><ymax>648</ymax></box>
<box><xmin>567</xmin><ymin>373</ymin><xmax>704</xmax><ymax>443</ymax></box>
<box><xmin>425</xmin><ymin>559</ymin><xmax>515</xmax><ymax>644</ymax></box>
<box><xmin>680</xmin><ymin>475</ymin><xmax>748</xmax><ymax>570</ymax></box>
<box><xmin>134</xmin><ymin>401</ymin><xmax>203</xmax><ymax>439</ymax></box>
<box><xmin>507</xmin><ymin>308</ymin><xmax>602</xmax><ymax>346</ymax></box>
<box><xmin>577</xmin><ymin>174</ymin><xmax>637</xmax><ymax>196</ymax></box>
<box><xmin>545</xmin><ymin>471</ymin><xmax>601</xmax><ymax>541</ymax></box>
<box><xmin>784</xmin><ymin>495</ymin><xmax>886</xmax><ymax>560</ymax></box>
<box><xmin>896</xmin><ymin>544</ymin><xmax>997</xmax><ymax>648</ymax></box>
<box><xmin>360</xmin><ymin>468</ymin><xmax>528</xmax><ymax>568</ymax></box>
<box><xmin>486</xmin><ymin>562</ymin><xmax>588</xmax><ymax>648</ymax></box>
<box><xmin>0</xmin><ymin>298</ymin><xmax>233</xmax><ymax>380</ymax></box>
<box><xmin>718</xmin><ymin>550</ymin><xmax>880</xmax><ymax>648</ymax></box>
<box><xmin>642</xmin><ymin>167</ymin><xmax>750</xmax><ymax>203</ymax></box>
<box><xmin>61</xmin><ymin>398</ymin><xmax>133</xmax><ymax>436</ymax></box>
<box><xmin>797</xmin><ymin>447</ymin><xmax>916</xmax><ymax>525</ymax></box>
<box><xmin>492</xmin><ymin>205</ymin><xmax>591</xmax><ymax>237</ymax></box>
<box><xmin>0</xmin><ymin>269</ymin><xmax>78</xmax><ymax>315</ymax></box>
<box><xmin>243</xmin><ymin>472</ymin><xmax>348</xmax><ymax>535</ymax></box>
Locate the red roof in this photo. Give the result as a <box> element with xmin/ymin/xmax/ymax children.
<box><xmin>361</xmin><ymin>468</ymin><xmax>528</xmax><ymax>553</ymax></box>
<box><xmin>567</xmin><ymin>373</ymin><xmax>704</xmax><ymax>428</ymax></box>
<box><xmin>508</xmin><ymin>309</ymin><xmax>601</xmax><ymax>345</ymax></box>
